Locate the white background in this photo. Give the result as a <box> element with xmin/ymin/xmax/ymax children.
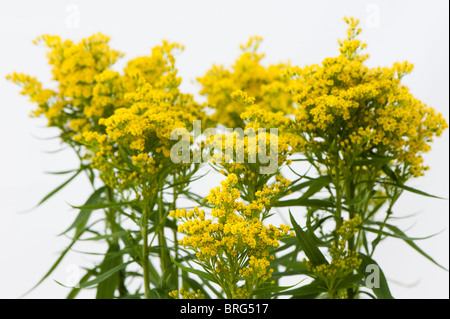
<box><xmin>0</xmin><ymin>0</ymin><xmax>448</xmax><ymax>299</ymax></box>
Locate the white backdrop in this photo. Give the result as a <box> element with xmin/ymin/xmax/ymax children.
<box><xmin>0</xmin><ymin>0</ymin><xmax>448</xmax><ymax>299</ymax></box>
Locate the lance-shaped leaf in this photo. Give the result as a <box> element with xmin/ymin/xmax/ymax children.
<box><xmin>275</xmin><ymin>198</ymin><xmax>335</xmax><ymax>208</ymax></box>
<box><xmin>60</xmin><ymin>186</ymin><xmax>106</xmax><ymax>236</ymax></box>
<box><xmin>76</xmin><ymin>261</ymin><xmax>132</xmax><ymax>289</ymax></box>
<box><xmin>70</xmin><ymin>200</ymin><xmax>136</xmax><ymax>211</ymax></box>
<box><xmin>382</xmin><ymin>223</ymin><xmax>447</xmax><ymax>271</ymax></box>
<box><xmin>378</xmin><ymin>181</ymin><xmax>445</xmax><ymax>199</ymax></box>
<box><xmin>170</xmin><ymin>256</ymin><xmax>216</xmax><ymax>283</ymax></box>
<box><xmin>96</xmin><ymin>243</ymin><xmax>123</xmax><ymax>299</ymax></box>
<box><xmin>276</xmin><ymin>279</ymin><xmax>326</xmax><ymax>298</ymax></box>
<box><xmin>358</xmin><ymin>254</ymin><xmax>394</xmax><ymax>299</ymax></box>
<box><xmin>289</xmin><ymin>211</ymin><xmax>328</xmax><ymax>266</ymax></box>
<box><xmin>37</xmin><ymin>168</ymin><xmax>82</xmax><ymax>206</ymax></box>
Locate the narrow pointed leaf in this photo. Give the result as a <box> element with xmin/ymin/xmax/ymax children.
<box><xmin>78</xmin><ymin>261</ymin><xmax>132</xmax><ymax>289</ymax></box>
<box><xmin>22</xmin><ymin>236</ymin><xmax>79</xmax><ymax>296</ymax></box>
<box><xmin>289</xmin><ymin>211</ymin><xmax>328</xmax><ymax>266</ymax></box>
<box><xmin>253</xmin><ymin>281</ymin><xmax>299</xmax><ymax>296</ymax></box>
<box><xmin>96</xmin><ymin>243</ymin><xmax>122</xmax><ymax>299</ymax></box>
<box><xmin>170</xmin><ymin>256</ymin><xmax>216</xmax><ymax>283</ymax></box>
<box><xmin>277</xmin><ymin>280</ymin><xmax>326</xmax><ymax>296</ymax></box>
<box><xmin>67</xmin><ymin>269</ymin><xmax>95</xmax><ymax>299</ymax></box>
<box><xmin>275</xmin><ymin>198</ymin><xmax>334</xmax><ymax>208</ymax></box>
<box><xmin>298</xmin><ymin>176</ymin><xmax>331</xmax><ymax>200</ymax></box>
<box><xmin>362</xmin><ymin>226</ymin><xmax>441</xmax><ymax>241</ymax></box>
<box><xmin>358</xmin><ymin>254</ymin><xmax>394</xmax><ymax>299</ymax></box>
<box><xmin>60</xmin><ymin>186</ymin><xmax>106</xmax><ymax>236</ymax></box>
<box><xmin>38</xmin><ymin>169</ymin><xmax>82</xmax><ymax>206</ymax></box>
<box><xmin>378</xmin><ymin>181</ymin><xmax>445</xmax><ymax>199</ymax></box>
<box><xmin>382</xmin><ymin>224</ymin><xmax>448</xmax><ymax>271</ymax></box>
<box><xmin>70</xmin><ymin>201</ymin><xmax>135</xmax><ymax>211</ymax></box>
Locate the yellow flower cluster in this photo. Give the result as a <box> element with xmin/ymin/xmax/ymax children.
<box><xmin>306</xmin><ymin>215</ymin><xmax>362</xmax><ymax>298</ymax></box>
<box><xmin>170</xmin><ymin>173</ymin><xmax>292</xmax><ymax>298</ymax></box>
<box><xmin>286</xmin><ymin>18</ymin><xmax>448</xmax><ymax>177</ymax></box>
<box><xmin>7</xmin><ymin>35</ymin><xmax>192</xmax><ymax>144</ymax></box>
<box><xmin>76</xmin><ymin>75</ymin><xmax>201</xmax><ymax>194</ymax></box>
<box><xmin>207</xmin><ymin>126</ymin><xmax>296</xmax><ymax>183</ymax></box>
<box><xmin>337</xmin><ymin>214</ymin><xmax>362</xmax><ymax>241</ymax></box>
<box><xmin>7</xmin><ymin>34</ymin><xmax>124</xmax><ymax>136</ymax></box>
<box><xmin>168</xmin><ymin>287</ymin><xmax>205</xmax><ymax>299</ymax></box>
<box><xmin>198</xmin><ymin>37</ymin><xmax>294</xmax><ymax>128</ymax></box>
<box><xmin>63</xmin><ymin>38</ymin><xmax>204</xmax><ymax>194</ymax></box>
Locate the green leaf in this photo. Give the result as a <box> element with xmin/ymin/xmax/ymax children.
<box><xmin>343</xmin><ymin>189</ymin><xmax>370</xmax><ymax>206</ymax></box>
<box><xmin>271</xmin><ymin>237</ymin><xmax>297</xmax><ymax>254</ymax></box>
<box><xmin>60</xmin><ymin>186</ymin><xmax>106</xmax><ymax>236</ymax></box>
<box><xmin>181</xmin><ymin>275</ymin><xmax>212</xmax><ymax>299</ymax></box>
<box><xmin>70</xmin><ymin>201</ymin><xmax>135</xmax><ymax>211</ymax></box>
<box><xmin>66</xmin><ymin>269</ymin><xmax>95</xmax><ymax>299</ymax></box>
<box><xmin>277</xmin><ymin>280</ymin><xmax>326</xmax><ymax>297</ymax></box>
<box><xmin>381</xmin><ymin>165</ymin><xmax>398</xmax><ymax>182</ymax></box>
<box><xmin>79</xmin><ymin>231</ymin><xmax>128</xmax><ymax>242</ymax></box>
<box><xmin>378</xmin><ymin>181</ymin><xmax>445</xmax><ymax>199</ymax></box>
<box><xmin>362</xmin><ymin>226</ymin><xmax>441</xmax><ymax>242</ymax></box>
<box><xmin>298</xmin><ymin>176</ymin><xmax>331</xmax><ymax>200</ymax></box>
<box><xmin>96</xmin><ymin>243</ymin><xmax>123</xmax><ymax>299</ymax></box>
<box><xmin>37</xmin><ymin>168</ymin><xmax>82</xmax><ymax>206</ymax></box>
<box><xmin>275</xmin><ymin>198</ymin><xmax>334</xmax><ymax>208</ymax></box>
<box><xmin>164</xmin><ymin>171</ymin><xmax>209</xmax><ymax>190</ymax></box>
<box><xmin>358</xmin><ymin>254</ymin><xmax>394</xmax><ymax>299</ymax></box>
<box><xmin>22</xmin><ymin>234</ymin><xmax>81</xmax><ymax>296</ymax></box>
<box><xmin>118</xmin><ymin>145</ymin><xmax>136</xmax><ymax>169</ymax></box>
<box><xmin>287</xmin><ymin>180</ymin><xmax>315</xmax><ymax>194</ymax></box>
<box><xmin>353</xmin><ymin>155</ymin><xmax>393</xmax><ymax>167</ymax></box>
<box><xmin>334</xmin><ymin>273</ymin><xmax>364</xmax><ymax>290</ymax></box>
<box><xmin>77</xmin><ymin>261</ymin><xmax>132</xmax><ymax>289</ymax></box>
<box><xmin>289</xmin><ymin>211</ymin><xmax>328</xmax><ymax>266</ymax></box>
<box><xmin>382</xmin><ymin>224</ymin><xmax>448</xmax><ymax>271</ymax></box>
<box><xmin>170</xmin><ymin>256</ymin><xmax>216</xmax><ymax>283</ymax></box>
<box><xmin>44</xmin><ymin>167</ymin><xmax>81</xmax><ymax>175</ymax></box>
<box><xmin>252</xmin><ymin>282</ymin><xmax>300</xmax><ymax>296</ymax></box>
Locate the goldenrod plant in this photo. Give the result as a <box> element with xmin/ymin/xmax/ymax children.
<box><xmin>7</xmin><ymin>17</ymin><xmax>447</xmax><ymax>299</ymax></box>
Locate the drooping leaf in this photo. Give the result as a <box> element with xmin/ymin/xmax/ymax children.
<box><xmin>60</xmin><ymin>186</ymin><xmax>106</xmax><ymax>236</ymax></box>
<box><xmin>44</xmin><ymin>167</ymin><xmax>82</xmax><ymax>175</ymax></box>
<box><xmin>23</xmin><ymin>234</ymin><xmax>80</xmax><ymax>296</ymax></box>
<box><xmin>77</xmin><ymin>261</ymin><xmax>132</xmax><ymax>289</ymax></box>
<box><xmin>362</xmin><ymin>226</ymin><xmax>441</xmax><ymax>242</ymax></box>
<box><xmin>37</xmin><ymin>168</ymin><xmax>82</xmax><ymax>206</ymax></box>
<box><xmin>66</xmin><ymin>269</ymin><xmax>96</xmax><ymax>299</ymax></box>
<box><xmin>170</xmin><ymin>256</ymin><xmax>216</xmax><ymax>283</ymax></box>
<box><xmin>382</xmin><ymin>223</ymin><xmax>447</xmax><ymax>271</ymax></box>
<box><xmin>358</xmin><ymin>254</ymin><xmax>394</xmax><ymax>299</ymax></box>
<box><xmin>378</xmin><ymin>181</ymin><xmax>445</xmax><ymax>199</ymax></box>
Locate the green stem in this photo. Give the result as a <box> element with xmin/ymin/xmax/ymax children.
<box><xmin>158</xmin><ymin>190</ymin><xmax>169</xmax><ymax>281</ymax></box>
<box><xmin>345</xmin><ymin>179</ymin><xmax>357</xmax><ymax>299</ymax></box>
<box><xmin>105</xmin><ymin>185</ymin><xmax>129</xmax><ymax>297</ymax></box>
<box><xmin>142</xmin><ymin>205</ymin><xmax>151</xmax><ymax>299</ymax></box>
<box><xmin>105</xmin><ymin>186</ymin><xmax>118</xmax><ymax>244</ymax></box>
<box><xmin>171</xmin><ymin>192</ymin><xmax>179</xmax><ymax>292</ymax></box>
<box><xmin>333</xmin><ymin>157</ymin><xmax>343</xmax><ymax>237</ymax></box>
